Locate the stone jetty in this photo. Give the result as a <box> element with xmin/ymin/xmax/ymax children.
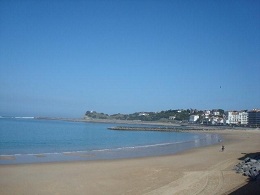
<box><xmin>234</xmin><ymin>156</ymin><xmax>260</xmax><ymax>180</ymax></box>
<box><xmin>108</xmin><ymin>126</ymin><xmax>182</xmax><ymax>132</ymax></box>
<box><xmin>107</xmin><ymin>126</ymin><xmax>215</xmax><ymax>132</ymax></box>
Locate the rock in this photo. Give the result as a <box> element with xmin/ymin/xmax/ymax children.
<box><xmin>255</xmin><ymin>164</ymin><xmax>260</xmax><ymax>171</ymax></box>
<box><xmin>249</xmin><ymin>169</ymin><xmax>258</xmax><ymax>178</ymax></box>
<box><xmin>234</xmin><ymin>157</ymin><xmax>260</xmax><ymax>180</ymax></box>
<box><xmin>243</xmin><ymin>171</ymin><xmax>250</xmax><ymax>176</ymax></box>
<box><xmin>243</xmin><ymin>165</ymin><xmax>249</xmax><ymax>172</ymax></box>
<box><xmin>244</xmin><ymin>157</ymin><xmax>251</xmax><ymax>163</ymax></box>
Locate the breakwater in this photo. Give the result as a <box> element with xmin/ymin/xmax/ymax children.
<box><xmin>107</xmin><ymin>126</ymin><xmax>215</xmax><ymax>132</ymax></box>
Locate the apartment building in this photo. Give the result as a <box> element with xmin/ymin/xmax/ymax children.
<box><xmin>248</xmin><ymin>110</ymin><xmax>260</xmax><ymax>127</ymax></box>
<box><xmin>227</xmin><ymin>111</ymin><xmax>240</xmax><ymax>125</ymax></box>
<box><xmin>239</xmin><ymin>111</ymin><xmax>248</xmax><ymax>125</ymax></box>
<box><xmin>226</xmin><ymin>111</ymin><xmax>248</xmax><ymax>125</ymax></box>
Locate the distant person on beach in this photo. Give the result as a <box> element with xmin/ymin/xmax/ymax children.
<box><xmin>221</xmin><ymin>145</ymin><xmax>225</xmax><ymax>152</ymax></box>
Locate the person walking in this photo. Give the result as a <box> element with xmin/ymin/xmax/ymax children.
<box><xmin>221</xmin><ymin>145</ymin><xmax>225</xmax><ymax>152</ymax></box>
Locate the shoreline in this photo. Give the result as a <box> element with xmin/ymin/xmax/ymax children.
<box><xmin>0</xmin><ymin>132</ymin><xmax>221</xmax><ymax>165</ymax></box>
<box><xmin>1</xmin><ymin>117</ymin><xmax>232</xmax><ymax>165</ymax></box>
<box><xmin>1</xmin><ymin>129</ymin><xmax>260</xmax><ymax>194</ymax></box>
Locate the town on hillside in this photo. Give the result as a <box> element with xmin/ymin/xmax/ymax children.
<box><xmin>84</xmin><ymin>109</ymin><xmax>260</xmax><ymax>127</ymax></box>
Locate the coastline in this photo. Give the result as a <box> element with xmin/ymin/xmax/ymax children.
<box><xmin>0</xmin><ymin>117</ymin><xmax>227</xmax><ymax>165</ymax></box>
<box><xmin>0</xmin><ymin>132</ymin><xmax>221</xmax><ymax>165</ymax></box>
<box><xmin>1</xmin><ymin>129</ymin><xmax>260</xmax><ymax>194</ymax></box>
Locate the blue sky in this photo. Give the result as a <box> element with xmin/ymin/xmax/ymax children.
<box><xmin>0</xmin><ymin>0</ymin><xmax>259</xmax><ymax>117</ymax></box>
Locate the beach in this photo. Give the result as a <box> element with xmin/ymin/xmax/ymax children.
<box><xmin>0</xmin><ymin>129</ymin><xmax>260</xmax><ymax>195</ymax></box>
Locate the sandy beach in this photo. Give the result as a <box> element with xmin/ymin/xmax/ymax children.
<box><xmin>0</xmin><ymin>129</ymin><xmax>260</xmax><ymax>195</ymax></box>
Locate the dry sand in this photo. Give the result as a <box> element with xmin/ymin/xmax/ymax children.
<box><xmin>0</xmin><ymin>129</ymin><xmax>260</xmax><ymax>195</ymax></box>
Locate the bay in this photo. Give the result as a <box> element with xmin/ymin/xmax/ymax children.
<box><xmin>0</xmin><ymin>118</ymin><xmax>221</xmax><ymax>164</ymax></box>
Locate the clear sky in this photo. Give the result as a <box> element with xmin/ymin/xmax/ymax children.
<box><xmin>0</xmin><ymin>0</ymin><xmax>259</xmax><ymax>117</ymax></box>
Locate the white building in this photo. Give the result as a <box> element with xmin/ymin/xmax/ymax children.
<box><xmin>212</xmin><ymin>117</ymin><xmax>224</xmax><ymax>125</ymax></box>
<box><xmin>189</xmin><ymin>115</ymin><xmax>199</xmax><ymax>123</ymax></box>
<box><xmin>169</xmin><ymin>116</ymin><xmax>176</xmax><ymax>120</ymax></box>
<box><xmin>227</xmin><ymin>111</ymin><xmax>240</xmax><ymax>125</ymax></box>
<box><xmin>204</xmin><ymin>110</ymin><xmax>211</xmax><ymax>115</ymax></box>
<box><xmin>239</xmin><ymin>112</ymin><xmax>248</xmax><ymax>125</ymax></box>
<box><xmin>138</xmin><ymin>112</ymin><xmax>149</xmax><ymax>116</ymax></box>
<box><xmin>213</xmin><ymin>111</ymin><xmax>220</xmax><ymax>116</ymax></box>
<box><xmin>226</xmin><ymin>111</ymin><xmax>248</xmax><ymax>125</ymax></box>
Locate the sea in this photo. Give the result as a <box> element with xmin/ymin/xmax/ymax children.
<box><xmin>0</xmin><ymin>117</ymin><xmax>221</xmax><ymax>164</ymax></box>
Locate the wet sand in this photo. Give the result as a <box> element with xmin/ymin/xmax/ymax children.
<box><xmin>0</xmin><ymin>129</ymin><xmax>260</xmax><ymax>195</ymax></box>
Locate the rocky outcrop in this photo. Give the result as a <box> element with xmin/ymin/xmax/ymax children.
<box><xmin>234</xmin><ymin>156</ymin><xmax>260</xmax><ymax>180</ymax></box>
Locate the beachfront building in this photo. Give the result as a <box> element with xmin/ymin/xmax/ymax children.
<box><xmin>212</xmin><ymin>117</ymin><xmax>224</xmax><ymax>125</ymax></box>
<box><xmin>226</xmin><ymin>111</ymin><xmax>240</xmax><ymax>125</ymax></box>
<box><xmin>239</xmin><ymin>111</ymin><xmax>248</xmax><ymax>126</ymax></box>
<box><xmin>248</xmin><ymin>110</ymin><xmax>260</xmax><ymax>127</ymax></box>
<box><xmin>203</xmin><ymin>110</ymin><xmax>211</xmax><ymax>119</ymax></box>
<box><xmin>226</xmin><ymin>111</ymin><xmax>248</xmax><ymax>126</ymax></box>
<box><xmin>189</xmin><ymin>115</ymin><xmax>199</xmax><ymax>123</ymax></box>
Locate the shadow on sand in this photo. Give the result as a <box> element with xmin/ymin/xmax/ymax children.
<box><xmin>229</xmin><ymin>152</ymin><xmax>260</xmax><ymax>195</ymax></box>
